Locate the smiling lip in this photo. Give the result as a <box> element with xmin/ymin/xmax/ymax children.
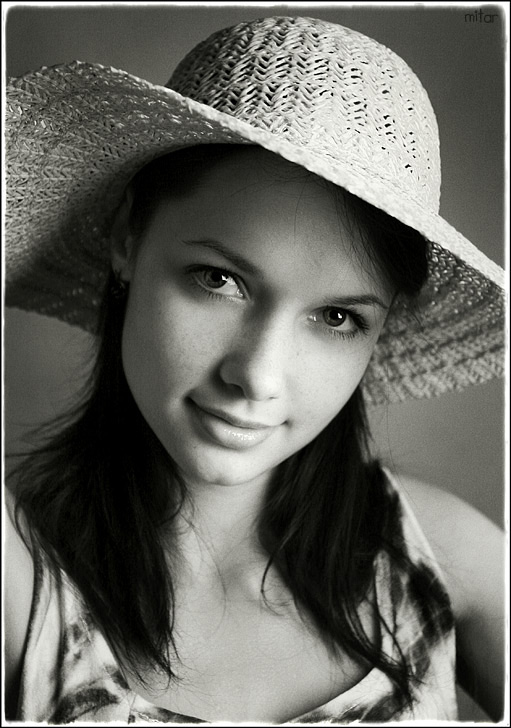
<box><xmin>196</xmin><ymin>403</ymin><xmax>273</xmax><ymax>430</ymax></box>
<box><xmin>188</xmin><ymin>399</ymin><xmax>279</xmax><ymax>450</ymax></box>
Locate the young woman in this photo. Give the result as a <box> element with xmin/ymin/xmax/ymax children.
<box><xmin>4</xmin><ymin>15</ymin><xmax>505</xmax><ymax>724</ymax></box>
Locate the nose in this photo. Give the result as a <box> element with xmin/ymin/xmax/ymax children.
<box><xmin>218</xmin><ymin>312</ymin><xmax>290</xmax><ymax>402</ymax></box>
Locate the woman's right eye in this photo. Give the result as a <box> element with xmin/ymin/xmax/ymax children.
<box><xmin>190</xmin><ymin>266</ymin><xmax>244</xmax><ymax>299</ymax></box>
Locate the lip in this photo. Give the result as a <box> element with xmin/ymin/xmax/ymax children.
<box><xmin>196</xmin><ymin>403</ymin><xmax>273</xmax><ymax>430</ymax></box>
<box><xmin>188</xmin><ymin>399</ymin><xmax>279</xmax><ymax>451</ymax></box>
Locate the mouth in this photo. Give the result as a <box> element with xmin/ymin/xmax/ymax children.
<box><xmin>187</xmin><ymin>399</ymin><xmax>279</xmax><ymax>450</ymax></box>
<box><xmin>195</xmin><ymin>403</ymin><xmax>273</xmax><ymax>430</ymax></box>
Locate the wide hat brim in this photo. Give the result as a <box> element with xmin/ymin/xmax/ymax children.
<box><xmin>5</xmin><ymin>61</ymin><xmax>505</xmax><ymax>405</ymax></box>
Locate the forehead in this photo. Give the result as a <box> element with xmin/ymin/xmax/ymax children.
<box><xmin>145</xmin><ymin>147</ymin><xmax>392</xmax><ymax>299</ymax></box>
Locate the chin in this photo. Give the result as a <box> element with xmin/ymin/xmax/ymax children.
<box><xmin>174</xmin><ymin>450</ymin><xmax>275</xmax><ymax>489</ymax></box>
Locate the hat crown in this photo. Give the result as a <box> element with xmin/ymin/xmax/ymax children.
<box><xmin>167</xmin><ymin>16</ymin><xmax>441</xmax><ymax>213</ymax></box>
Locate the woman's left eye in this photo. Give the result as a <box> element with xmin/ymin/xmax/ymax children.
<box><xmin>323</xmin><ymin>308</ymin><xmax>349</xmax><ymax>327</ymax></box>
<box><xmin>191</xmin><ymin>266</ymin><xmax>244</xmax><ymax>299</ymax></box>
<box><xmin>309</xmin><ymin>307</ymin><xmax>369</xmax><ymax>340</ymax></box>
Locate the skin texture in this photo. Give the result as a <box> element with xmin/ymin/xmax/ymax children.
<box><xmin>115</xmin><ymin>149</ymin><xmax>392</xmax><ymax>499</ymax></box>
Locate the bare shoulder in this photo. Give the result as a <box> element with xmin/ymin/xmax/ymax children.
<box><xmin>4</xmin><ymin>487</ymin><xmax>35</xmax><ymax>713</ymax></box>
<box><xmin>396</xmin><ymin>474</ymin><xmax>505</xmax><ymax>620</ymax></box>
<box><xmin>395</xmin><ymin>475</ymin><xmax>506</xmax><ymax>720</ymax></box>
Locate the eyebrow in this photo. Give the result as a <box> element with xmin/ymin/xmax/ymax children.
<box><xmin>323</xmin><ymin>294</ymin><xmax>390</xmax><ymax>311</ymax></box>
<box><xmin>182</xmin><ymin>238</ymin><xmax>389</xmax><ymax>311</ymax></box>
<box><xmin>182</xmin><ymin>238</ymin><xmax>262</xmax><ymax>276</ymax></box>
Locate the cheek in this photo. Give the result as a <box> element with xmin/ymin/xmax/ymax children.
<box><xmin>292</xmin><ymin>348</ymin><xmax>371</xmax><ymax>428</ymax></box>
<box><xmin>121</xmin><ymin>278</ymin><xmax>231</xmax><ymax>401</ymax></box>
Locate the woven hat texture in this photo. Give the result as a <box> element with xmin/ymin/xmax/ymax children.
<box><xmin>5</xmin><ymin>16</ymin><xmax>505</xmax><ymax>404</ymax></box>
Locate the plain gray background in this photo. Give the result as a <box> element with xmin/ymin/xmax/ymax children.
<box><xmin>4</xmin><ymin>3</ymin><xmax>506</xmax><ymax>528</ymax></box>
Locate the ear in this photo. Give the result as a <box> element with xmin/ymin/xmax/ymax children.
<box><xmin>110</xmin><ymin>185</ymin><xmax>136</xmax><ymax>281</ymax></box>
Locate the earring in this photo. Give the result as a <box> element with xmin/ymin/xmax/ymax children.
<box><xmin>110</xmin><ymin>269</ymin><xmax>129</xmax><ymax>299</ymax></box>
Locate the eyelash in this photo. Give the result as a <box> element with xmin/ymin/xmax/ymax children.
<box><xmin>188</xmin><ymin>264</ymin><xmax>244</xmax><ymax>302</ymax></box>
<box><xmin>320</xmin><ymin>310</ymin><xmax>370</xmax><ymax>341</ymax></box>
<box><xmin>188</xmin><ymin>265</ymin><xmax>370</xmax><ymax>341</ymax></box>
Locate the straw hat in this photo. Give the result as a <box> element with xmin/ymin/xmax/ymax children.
<box><xmin>5</xmin><ymin>16</ymin><xmax>505</xmax><ymax>405</ymax></box>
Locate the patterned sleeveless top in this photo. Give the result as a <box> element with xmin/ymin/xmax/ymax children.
<box><xmin>16</xmin><ymin>471</ymin><xmax>458</xmax><ymax>723</ymax></box>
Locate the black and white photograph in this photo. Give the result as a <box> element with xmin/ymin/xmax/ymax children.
<box><xmin>3</xmin><ymin>2</ymin><xmax>507</xmax><ymax>725</ymax></box>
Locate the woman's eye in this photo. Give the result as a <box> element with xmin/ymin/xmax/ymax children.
<box><xmin>323</xmin><ymin>308</ymin><xmax>348</xmax><ymax>327</ymax></box>
<box><xmin>309</xmin><ymin>307</ymin><xmax>369</xmax><ymax>340</ymax></box>
<box><xmin>193</xmin><ymin>267</ymin><xmax>244</xmax><ymax>298</ymax></box>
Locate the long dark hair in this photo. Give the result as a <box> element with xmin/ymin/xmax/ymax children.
<box><xmin>12</xmin><ymin>145</ymin><xmax>442</xmax><ymax>712</ymax></box>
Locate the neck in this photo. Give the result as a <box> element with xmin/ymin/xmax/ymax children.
<box><xmin>172</xmin><ymin>472</ymin><xmax>273</xmax><ymax>594</ymax></box>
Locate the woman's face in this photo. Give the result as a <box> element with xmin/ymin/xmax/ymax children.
<box><xmin>116</xmin><ymin>149</ymin><xmax>393</xmax><ymax>490</ymax></box>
